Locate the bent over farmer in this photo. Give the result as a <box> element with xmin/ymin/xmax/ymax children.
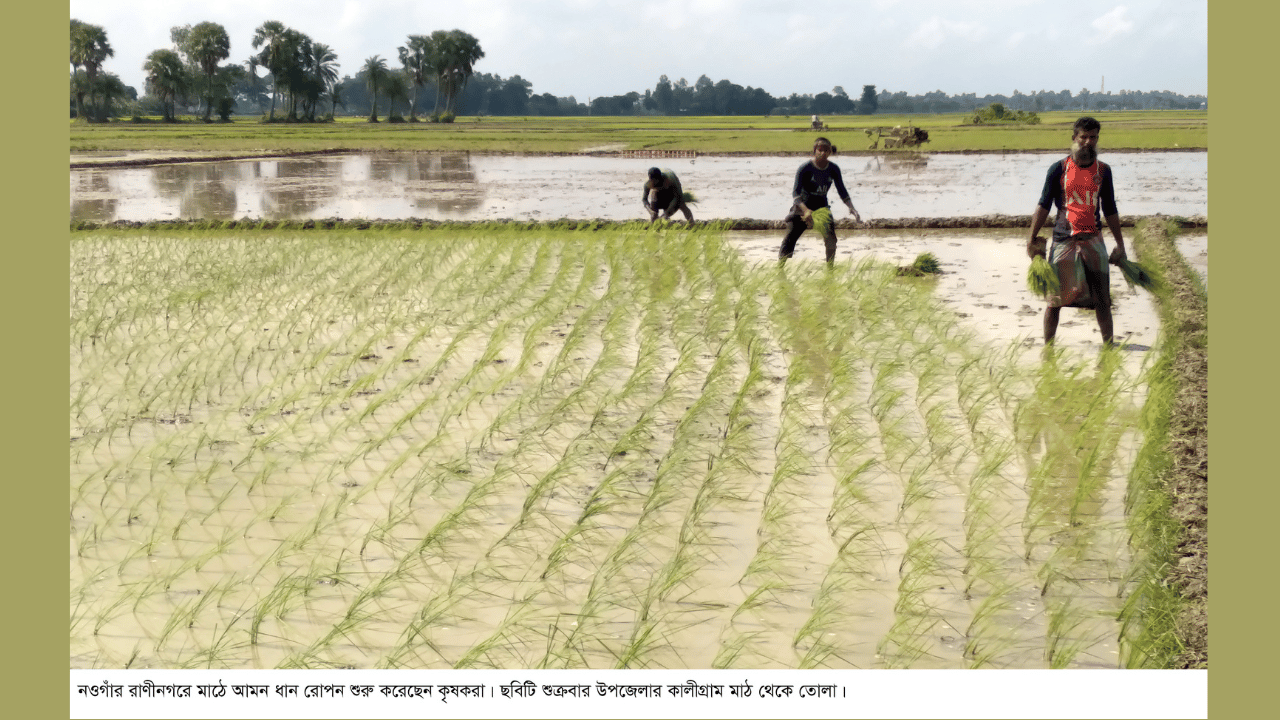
<box><xmin>643</xmin><ymin>167</ymin><xmax>694</xmax><ymax>223</ymax></box>
<box><xmin>1027</xmin><ymin>116</ymin><xmax>1127</xmax><ymax>346</ymax></box>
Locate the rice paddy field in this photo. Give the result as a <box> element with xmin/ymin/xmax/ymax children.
<box><xmin>68</xmin><ymin>110</ymin><xmax>1208</xmax><ymax>156</ymax></box>
<box><xmin>70</xmin><ymin>224</ymin><xmax>1168</xmax><ymax>671</ymax></box>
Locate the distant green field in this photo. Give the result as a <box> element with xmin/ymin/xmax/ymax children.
<box><xmin>70</xmin><ymin>110</ymin><xmax>1206</xmax><ymax>155</ymax></box>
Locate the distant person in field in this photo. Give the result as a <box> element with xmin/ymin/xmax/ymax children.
<box><xmin>1027</xmin><ymin>116</ymin><xmax>1128</xmax><ymax>346</ymax></box>
<box><xmin>643</xmin><ymin>167</ymin><xmax>694</xmax><ymax>223</ymax></box>
<box><xmin>779</xmin><ymin>137</ymin><xmax>860</xmax><ymax>264</ymax></box>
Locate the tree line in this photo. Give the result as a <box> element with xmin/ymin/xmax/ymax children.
<box><xmin>71</xmin><ymin>18</ymin><xmax>1208</xmax><ymax>122</ymax></box>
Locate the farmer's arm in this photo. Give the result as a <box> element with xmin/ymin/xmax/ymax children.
<box><xmin>792</xmin><ymin>166</ymin><xmax>812</xmax><ymax>219</ymax></box>
<box><xmin>1027</xmin><ymin>162</ymin><xmax>1061</xmax><ymax>257</ymax></box>
<box><xmin>1027</xmin><ymin>206</ymin><xmax>1050</xmax><ymax>257</ymax></box>
<box><xmin>831</xmin><ymin>166</ymin><xmax>860</xmax><ymax>222</ymax></box>
<box><xmin>1100</xmin><ymin>166</ymin><xmax>1127</xmax><ymax>262</ymax></box>
<box><xmin>642</xmin><ymin>181</ymin><xmax>652</xmax><ymax>209</ymax></box>
<box><xmin>1105</xmin><ymin>213</ymin><xmax>1127</xmax><ymax>262</ymax></box>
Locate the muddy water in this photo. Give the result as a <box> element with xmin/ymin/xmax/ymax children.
<box><xmin>1176</xmin><ymin>231</ymin><xmax>1209</xmax><ymax>288</ymax></box>
<box><xmin>70</xmin><ymin>151</ymin><xmax>1208</xmax><ymax>223</ymax></box>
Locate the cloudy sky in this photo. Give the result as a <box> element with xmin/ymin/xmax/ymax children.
<box><xmin>69</xmin><ymin>0</ymin><xmax>1208</xmax><ymax>101</ymax></box>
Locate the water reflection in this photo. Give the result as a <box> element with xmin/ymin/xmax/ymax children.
<box><xmin>259</xmin><ymin>159</ymin><xmax>340</xmax><ymax>219</ymax></box>
<box><xmin>70</xmin><ymin>170</ymin><xmax>116</xmax><ymax>222</ymax></box>
<box><xmin>151</xmin><ymin>163</ymin><xmax>239</xmax><ymax>220</ymax></box>
<box><xmin>863</xmin><ymin>155</ymin><xmax>929</xmax><ymax>174</ymax></box>
<box><xmin>69</xmin><ymin>151</ymin><xmax>1208</xmax><ymax>223</ymax></box>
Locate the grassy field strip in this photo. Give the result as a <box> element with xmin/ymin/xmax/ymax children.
<box><xmin>69</xmin><ymin>111</ymin><xmax>1208</xmax><ymax>155</ymax></box>
<box><xmin>71</xmin><ymin>226</ymin><xmax>1149</xmax><ymax>669</ymax></box>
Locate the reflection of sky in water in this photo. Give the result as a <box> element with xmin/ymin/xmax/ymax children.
<box><xmin>70</xmin><ymin>151</ymin><xmax>1208</xmax><ymax>224</ymax></box>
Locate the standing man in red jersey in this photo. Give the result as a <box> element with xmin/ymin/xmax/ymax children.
<box><xmin>1027</xmin><ymin>117</ymin><xmax>1128</xmax><ymax>346</ymax></box>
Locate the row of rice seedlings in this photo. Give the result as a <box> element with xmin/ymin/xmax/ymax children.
<box><xmin>604</xmin><ymin>331</ymin><xmax>759</xmax><ymax>668</ymax></box>
<box><xmin>387</xmin><ymin>232</ymin><xmax>699</xmax><ymax>666</ymax></box>
<box><xmin>1010</xmin><ymin>349</ymin><xmax>1139</xmax><ymax>667</ymax></box>
<box><xmin>841</xmin><ymin>275</ymin><xmax>967</xmax><ymax>667</ymax></box>
<box><xmin>533</xmin><ymin>237</ymin><xmax>750</xmax><ymax>668</ymax></box>
<box><xmin>788</xmin><ymin>272</ymin><xmax>911</xmax><ymax>669</ymax></box>
<box><xmin>712</xmin><ymin>265</ymin><xmax>866</xmax><ymax>668</ymax></box>
<box><xmin>72</xmin><ymin>225</ymin><xmax>1147</xmax><ymax>669</ymax></box>
<box><xmin>68</xmin><ymin>228</ymin><xmax>504</xmax><ymax>661</ymax></box>
<box><xmin>436</xmin><ymin>308</ymin><xmax>687</xmax><ymax>665</ymax></box>
<box><xmin>375</xmin><ymin>230</ymin><xmax>710</xmax><ymax>667</ymax></box>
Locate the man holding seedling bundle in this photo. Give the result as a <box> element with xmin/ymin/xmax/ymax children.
<box><xmin>1026</xmin><ymin>116</ymin><xmax>1128</xmax><ymax>346</ymax></box>
<box><xmin>643</xmin><ymin>167</ymin><xmax>694</xmax><ymax>223</ymax></box>
<box><xmin>779</xmin><ymin>137</ymin><xmax>860</xmax><ymax>264</ymax></box>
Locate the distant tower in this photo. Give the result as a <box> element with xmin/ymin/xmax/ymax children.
<box><xmin>1101</xmin><ymin>76</ymin><xmax>1105</xmax><ymax>93</ymax></box>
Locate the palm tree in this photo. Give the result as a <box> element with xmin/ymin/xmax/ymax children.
<box><xmin>70</xmin><ymin>19</ymin><xmax>88</xmax><ymax>119</ymax></box>
<box><xmin>385</xmin><ymin>71</ymin><xmax>410</xmax><ymax>120</ymax></box>
<box><xmin>328</xmin><ymin>84</ymin><xmax>345</xmax><ymax>120</ymax></box>
<box><xmin>182</xmin><ymin>22</ymin><xmax>231</xmax><ymax>121</ymax></box>
<box><xmin>279</xmin><ymin>30</ymin><xmax>311</xmax><ymax>120</ymax></box>
<box><xmin>251</xmin><ymin>21</ymin><xmax>288</xmax><ymax>120</ymax></box>
<box><xmin>241</xmin><ymin>57</ymin><xmax>270</xmax><ymax>111</ymax></box>
<box><xmin>426</xmin><ymin>30</ymin><xmax>451</xmax><ymax>116</ymax></box>
<box><xmin>307</xmin><ymin>43</ymin><xmax>339</xmax><ymax>121</ymax></box>
<box><xmin>363</xmin><ymin>55</ymin><xmax>389</xmax><ymax>122</ymax></box>
<box><xmin>71</xmin><ymin>21</ymin><xmax>113</xmax><ymax>121</ymax></box>
<box><xmin>437</xmin><ymin>30</ymin><xmax>484</xmax><ymax>116</ymax></box>
<box><xmin>95</xmin><ymin>73</ymin><xmax>131</xmax><ymax>119</ymax></box>
<box><xmin>398</xmin><ymin>35</ymin><xmax>434</xmax><ymax>121</ymax></box>
<box><xmin>144</xmin><ymin>49</ymin><xmax>187</xmax><ymax>121</ymax></box>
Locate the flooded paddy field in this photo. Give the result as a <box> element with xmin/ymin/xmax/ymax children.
<box><xmin>71</xmin><ymin>223</ymin><xmax>1177</xmax><ymax>671</ymax></box>
<box><xmin>69</xmin><ymin>146</ymin><xmax>1207</xmax><ymax>672</ymax></box>
<box><xmin>70</xmin><ymin>151</ymin><xmax>1207</xmax><ymax>224</ymax></box>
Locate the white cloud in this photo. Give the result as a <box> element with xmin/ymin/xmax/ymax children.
<box><xmin>1090</xmin><ymin>5</ymin><xmax>1135</xmax><ymax>44</ymax></box>
<box><xmin>905</xmin><ymin>16</ymin><xmax>986</xmax><ymax>50</ymax></box>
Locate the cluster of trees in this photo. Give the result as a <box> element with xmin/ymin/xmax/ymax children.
<box><xmin>70</xmin><ymin>20</ymin><xmax>133</xmax><ymax>122</ymax></box>
<box><xmin>575</xmin><ymin>78</ymin><xmax>878</xmax><ymax>117</ymax></box>
<box><xmin>875</xmin><ymin>88</ymin><xmax>1207</xmax><ymax>114</ymax></box>
<box><xmin>968</xmin><ymin>103</ymin><xmax>1041</xmax><ymax>125</ymax></box>
<box><xmin>71</xmin><ymin>18</ymin><xmax>486</xmax><ymax>123</ymax></box>
<box><xmin>72</xmin><ymin>18</ymin><xmax>1208</xmax><ymax>122</ymax></box>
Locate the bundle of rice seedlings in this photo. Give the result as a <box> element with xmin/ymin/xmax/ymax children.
<box><xmin>896</xmin><ymin>251</ymin><xmax>947</xmax><ymax>275</ymax></box>
<box><xmin>896</xmin><ymin>252</ymin><xmax>942</xmax><ymax>277</ymax></box>
<box><xmin>681</xmin><ymin>190</ymin><xmax>699</xmax><ymax>205</ymax></box>
<box><xmin>810</xmin><ymin>207</ymin><xmax>834</xmax><ymax>236</ymax></box>
<box><xmin>1114</xmin><ymin>257</ymin><xmax>1160</xmax><ymax>291</ymax></box>
<box><xmin>1026</xmin><ymin>255</ymin><xmax>1060</xmax><ymax>298</ymax></box>
<box><xmin>911</xmin><ymin>252</ymin><xmax>940</xmax><ymax>274</ymax></box>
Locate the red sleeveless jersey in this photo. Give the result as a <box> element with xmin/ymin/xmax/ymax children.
<box><xmin>1062</xmin><ymin>157</ymin><xmax>1107</xmax><ymax>235</ymax></box>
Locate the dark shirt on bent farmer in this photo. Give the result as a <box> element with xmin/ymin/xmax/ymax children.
<box><xmin>791</xmin><ymin>160</ymin><xmax>851</xmax><ymax>211</ymax></box>
<box><xmin>643</xmin><ymin>169</ymin><xmax>684</xmax><ymax>213</ymax></box>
